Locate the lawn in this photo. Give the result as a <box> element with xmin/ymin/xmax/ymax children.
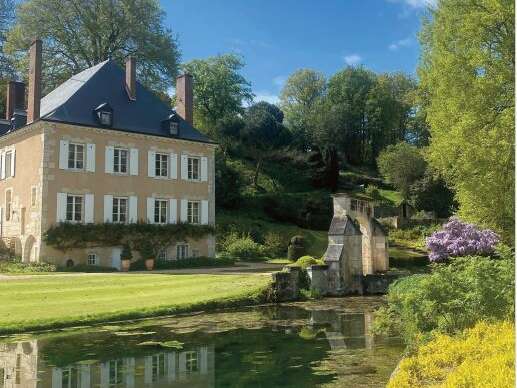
<box><xmin>0</xmin><ymin>273</ymin><xmax>270</xmax><ymax>334</ymax></box>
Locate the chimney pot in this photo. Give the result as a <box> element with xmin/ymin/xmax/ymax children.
<box><xmin>125</xmin><ymin>56</ymin><xmax>136</xmax><ymax>100</ymax></box>
<box><xmin>5</xmin><ymin>81</ymin><xmax>25</xmax><ymax>121</ymax></box>
<box><xmin>27</xmin><ymin>39</ymin><xmax>42</xmax><ymax>124</ymax></box>
<box><xmin>176</xmin><ymin>73</ymin><xmax>193</xmax><ymax>125</ymax></box>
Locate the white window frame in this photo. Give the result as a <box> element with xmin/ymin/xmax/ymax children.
<box><xmin>158</xmin><ymin>249</ymin><xmax>167</xmax><ymax>261</ymax></box>
<box><xmin>113</xmin><ymin>148</ymin><xmax>129</xmax><ymax>174</ymax></box>
<box><xmin>187</xmin><ymin>157</ymin><xmax>201</xmax><ymax>181</ymax></box>
<box><xmin>112</xmin><ymin>197</ymin><xmax>128</xmax><ymax>224</ymax></box>
<box><xmin>154</xmin><ymin>199</ymin><xmax>168</xmax><ymax>224</ymax></box>
<box><xmin>66</xmin><ymin>195</ymin><xmax>83</xmax><ymax>223</ymax></box>
<box><xmin>176</xmin><ymin>243</ymin><xmax>189</xmax><ymax>260</ymax></box>
<box><xmin>187</xmin><ymin>201</ymin><xmax>200</xmax><ymax>224</ymax></box>
<box><xmin>87</xmin><ymin>253</ymin><xmax>98</xmax><ymax>266</ymax></box>
<box><xmin>185</xmin><ymin>351</ymin><xmax>199</xmax><ymax>373</ymax></box>
<box><xmin>155</xmin><ymin>153</ymin><xmax>169</xmax><ymax>178</ymax></box>
<box><xmin>68</xmin><ymin>143</ymin><xmax>85</xmax><ymax>170</ymax></box>
<box><xmin>4</xmin><ymin>151</ymin><xmax>13</xmax><ymax>178</ymax></box>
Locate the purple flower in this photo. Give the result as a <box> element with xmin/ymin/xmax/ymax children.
<box><xmin>426</xmin><ymin>218</ymin><xmax>500</xmax><ymax>262</ymax></box>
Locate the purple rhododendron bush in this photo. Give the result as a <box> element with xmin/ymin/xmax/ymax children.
<box><xmin>426</xmin><ymin>218</ymin><xmax>500</xmax><ymax>262</ymax></box>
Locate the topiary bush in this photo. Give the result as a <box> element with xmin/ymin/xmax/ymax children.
<box><xmin>287</xmin><ymin>235</ymin><xmax>306</xmax><ymax>260</ymax></box>
<box><xmin>293</xmin><ymin>255</ymin><xmax>323</xmax><ymax>269</ymax></box>
<box><xmin>154</xmin><ymin>256</ymin><xmax>236</xmax><ymax>269</ymax></box>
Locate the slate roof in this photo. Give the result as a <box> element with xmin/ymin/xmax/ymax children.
<box><xmin>324</xmin><ymin>244</ymin><xmax>343</xmax><ymax>262</ymax></box>
<box><xmin>7</xmin><ymin>59</ymin><xmax>213</xmax><ymax>143</ymax></box>
<box><xmin>328</xmin><ymin>215</ymin><xmax>362</xmax><ymax>236</ymax></box>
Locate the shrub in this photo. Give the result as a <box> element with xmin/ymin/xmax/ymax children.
<box><xmin>224</xmin><ymin>234</ymin><xmax>266</xmax><ymax>260</ymax></box>
<box><xmin>120</xmin><ymin>243</ymin><xmax>133</xmax><ymax>261</ymax></box>
<box><xmin>287</xmin><ymin>235</ymin><xmax>305</xmax><ymax>260</ymax></box>
<box><xmin>263</xmin><ymin>232</ymin><xmax>286</xmax><ymax>257</ymax></box>
<box><xmin>0</xmin><ymin>260</ymin><xmax>56</xmax><ymax>273</ymax></box>
<box><xmin>374</xmin><ymin>253</ymin><xmax>514</xmax><ymax>344</ymax></box>
<box><xmin>426</xmin><ymin>218</ymin><xmax>500</xmax><ymax>262</ymax></box>
<box><xmin>292</xmin><ymin>256</ymin><xmax>323</xmax><ymax>269</ymax></box>
<box><xmin>409</xmin><ymin>171</ymin><xmax>456</xmax><ymax>218</ymax></box>
<box><xmin>365</xmin><ymin>184</ymin><xmax>381</xmax><ymax>200</ymax></box>
<box><xmin>388</xmin><ymin>321</ymin><xmax>515</xmax><ymax>388</ymax></box>
<box><xmin>59</xmin><ymin>264</ymin><xmax>118</xmax><ymax>272</ymax></box>
<box><xmin>154</xmin><ymin>256</ymin><xmax>236</xmax><ymax>269</ymax></box>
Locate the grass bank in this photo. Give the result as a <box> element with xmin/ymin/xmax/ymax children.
<box><xmin>0</xmin><ymin>273</ymin><xmax>271</xmax><ymax>334</ymax></box>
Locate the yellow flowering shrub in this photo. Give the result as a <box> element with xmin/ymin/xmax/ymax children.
<box><xmin>388</xmin><ymin>321</ymin><xmax>515</xmax><ymax>388</ymax></box>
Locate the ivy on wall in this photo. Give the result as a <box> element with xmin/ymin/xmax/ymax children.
<box><xmin>44</xmin><ymin>222</ymin><xmax>214</xmax><ymax>254</ymax></box>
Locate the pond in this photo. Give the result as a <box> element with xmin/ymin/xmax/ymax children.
<box><xmin>0</xmin><ymin>297</ymin><xmax>403</xmax><ymax>388</ymax></box>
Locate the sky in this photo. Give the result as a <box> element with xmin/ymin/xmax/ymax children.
<box><xmin>161</xmin><ymin>0</ymin><xmax>434</xmax><ymax>104</ymax></box>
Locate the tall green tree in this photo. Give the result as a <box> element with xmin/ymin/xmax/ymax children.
<box><xmin>5</xmin><ymin>0</ymin><xmax>179</xmax><ymax>93</ymax></box>
<box><xmin>419</xmin><ymin>0</ymin><xmax>514</xmax><ymax>239</ymax></box>
<box><xmin>279</xmin><ymin>69</ymin><xmax>326</xmax><ymax>150</ymax></box>
<box><xmin>182</xmin><ymin>53</ymin><xmax>254</xmax><ymax>136</ymax></box>
<box><xmin>0</xmin><ymin>0</ymin><xmax>15</xmax><ymax>117</ymax></box>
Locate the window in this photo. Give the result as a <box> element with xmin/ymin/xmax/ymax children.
<box><xmin>112</xmin><ymin>197</ymin><xmax>128</xmax><ymax>223</ymax></box>
<box><xmin>68</xmin><ymin>143</ymin><xmax>84</xmax><ymax>170</ymax></box>
<box><xmin>185</xmin><ymin>351</ymin><xmax>199</xmax><ymax>373</ymax></box>
<box><xmin>176</xmin><ymin>244</ymin><xmax>189</xmax><ymax>260</ymax></box>
<box><xmin>66</xmin><ymin>195</ymin><xmax>83</xmax><ymax>222</ymax></box>
<box><xmin>99</xmin><ymin>111</ymin><xmax>112</xmax><ymax>126</ymax></box>
<box><xmin>169</xmin><ymin>121</ymin><xmax>179</xmax><ymax>136</ymax></box>
<box><xmin>187</xmin><ymin>157</ymin><xmax>200</xmax><ymax>180</ymax></box>
<box><xmin>154</xmin><ymin>199</ymin><xmax>168</xmax><ymax>224</ymax></box>
<box><xmin>158</xmin><ymin>249</ymin><xmax>167</xmax><ymax>261</ymax></box>
<box><xmin>155</xmin><ymin>153</ymin><xmax>168</xmax><ymax>177</ymax></box>
<box><xmin>87</xmin><ymin>253</ymin><xmax>97</xmax><ymax>266</ymax></box>
<box><xmin>31</xmin><ymin>186</ymin><xmax>37</xmax><ymax>207</ymax></box>
<box><xmin>187</xmin><ymin>201</ymin><xmax>200</xmax><ymax>224</ymax></box>
<box><xmin>4</xmin><ymin>151</ymin><xmax>12</xmax><ymax>178</ymax></box>
<box><xmin>5</xmin><ymin>189</ymin><xmax>11</xmax><ymax>221</ymax></box>
<box><xmin>108</xmin><ymin>360</ymin><xmax>123</xmax><ymax>385</ymax></box>
<box><xmin>151</xmin><ymin>354</ymin><xmax>166</xmax><ymax>382</ymax></box>
<box><xmin>113</xmin><ymin>148</ymin><xmax>128</xmax><ymax>174</ymax></box>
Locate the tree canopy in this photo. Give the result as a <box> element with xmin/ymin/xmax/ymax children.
<box><xmin>0</xmin><ymin>0</ymin><xmax>15</xmax><ymax>117</ymax></box>
<box><xmin>5</xmin><ymin>0</ymin><xmax>180</xmax><ymax>94</ymax></box>
<box><xmin>419</xmin><ymin>0</ymin><xmax>514</xmax><ymax>239</ymax></box>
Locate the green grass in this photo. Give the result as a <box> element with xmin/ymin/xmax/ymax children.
<box><xmin>0</xmin><ymin>273</ymin><xmax>270</xmax><ymax>334</ymax></box>
<box><xmin>266</xmin><ymin>258</ymin><xmax>294</xmax><ymax>264</ymax></box>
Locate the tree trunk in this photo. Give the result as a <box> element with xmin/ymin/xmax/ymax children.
<box><xmin>253</xmin><ymin>156</ymin><xmax>263</xmax><ymax>188</ymax></box>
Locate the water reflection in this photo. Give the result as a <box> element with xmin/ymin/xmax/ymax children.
<box><xmin>0</xmin><ymin>298</ymin><xmax>402</xmax><ymax>388</ymax></box>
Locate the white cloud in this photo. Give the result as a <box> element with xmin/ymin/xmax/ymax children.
<box><xmin>389</xmin><ymin>37</ymin><xmax>413</xmax><ymax>51</ymax></box>
<box><xmin>253</xmin><ymin>91</ymin><xmax>280</xmax><ymax>105</ymax></box>
<box><xmin>343</xmin><ymin>54</ymin><xmax>362</xmax><ymax>66</ymax></box>
<box><xmin>273</xmin><ymin>75</ymin><xmax>287</xmax><ymax>88</ymax></box>
<box><xmin>387</xmin><ymin>0</ymin><xmax>436</xmax><ymax>8</ymax></box>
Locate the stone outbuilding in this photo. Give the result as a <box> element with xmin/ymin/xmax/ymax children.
<box><xmin>323</xmin><ymin>194</ymin><xmax>389</xmax><ymax>294</ymax></box>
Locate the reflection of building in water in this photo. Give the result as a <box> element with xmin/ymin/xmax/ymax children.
<box><xmin>0</xmin><ymin>341</ymin><xmax>39</xmax><ymax>388</ymax></box>
<box><xmin>0</xmin><ymin>340</ymin><xmax>214</xmax><ymax>388</ymax></box>
<box><xmin>309</xmin><ymin>310</ymin><xmax>375</xmax><ymax>351</ymax></box>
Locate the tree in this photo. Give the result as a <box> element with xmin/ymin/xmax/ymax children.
<box><xmin>410</xmin><ymin>171</ymin><xmax>456</xmax><ymax>218</ymax></box>
<box><xmin>182</xmin><ymin>54</ymin><xmax>254</xmax><ymax>135</ymax></box>
<box><xmin>5</xmin><ymin>0</ymin><xmax>179</xmax><ymax>94</ymax></box>
<box><xmin>280</xmin><ymin>69</ymin><xmax>326</xmax><ymax>150</ymax></box>
<box><xmin>419</xmin><ymin>0</ymin><xmax>514</xmax><ymax>240</ymax></box>
<box><xmin>0</xmin><ymin>0</ymin><xmax>15</xmax><ymax>117</ymax></box>
<box><xmin>377</xmin><ymin>142</ymin><xmax>427</xmax><ymax>198</ymax></box>
<box><xmin>242</xmin><ymin>101</ymin><xmax>285</xmax><ymax>187</ymax></box>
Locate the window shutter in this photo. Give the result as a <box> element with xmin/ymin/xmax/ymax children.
<box><xmin>201</xmin><ymin>156</ymin><xmax>208</xmax><ymax>182</ymax></box>
<box><xmin>59</xmin><ymin>140</ymin><xmax>69</xmax><ymax>169</ymax></box>
<box><xmin>169</xmin><ymin>198</ymin><xmax>177</xmax><ymax>224</ymax></box>
<box><xmin>129</xmin><ymin>196</ymin><xmax>138</xmax><ymax>223</ymax></box>
<box><xmin>201</xmin><ymin>200</ymin><xmax>209</xmax><ymax>225</ymax></box>
<box><xmin>180</xmin><ymin>199</ymin><xmax>188</xmax><ymax>222</ymax></box>
<box><xmin>130</xmin><ymin>148</ymin><xmax>139</xmax><ymax>176</ymax></box>
<box><xmin>180</xmin><ymin>154</ymin><xmax>188</xmax><ymax>180</ymax></box>
<box><xmin>105</xmin><ymin>146</ymin><xmax>114</xmax><ymax>174</ymax></box>
<box><xmin>56</xmin><ymin>192</ymin><xmax>67</xmax><ymax>222</ymax></box>
<box><xmin>170</xmin><ymin>153</ymin><xmax>177</xmax><ymax>179</ymax></box>
<box><xmin>104</xmin><ymin>195</ymin><xmax>113</xmax><ymax>222</ymax></box>
<box><xmin>84</xmin><ymin>194</ymin><xmax>94</xmax><ymax>223</ymax></box>
<box><xmin>146</xmin><ymin>197</ymin><xmax>155</xmax><ymax>223</ymax></box>
<box><xmin>0</xmin><ymin>152</ymin><xmax>4</xmax><ymax>179</ymax></box>
<box><xmin>0</xmin><ymin>207</ymin><xmax>4</xmax><ymax>236</ymax></box>
<box><xmin>10</xmin><ymin>149</ymin><xmax>15</xmax><ymax>177</ymax></box>
<box><xmin>86</xmin><ymin>144</ymin><xmax>95</xmax><ymax>172</ymax></box>
<box><xmin>148</xmin><ymin>151</ymin><xmax>155</xmax><ymax>177</ymax></box>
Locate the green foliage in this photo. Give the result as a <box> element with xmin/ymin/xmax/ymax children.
<box><xmin>365</xmin><ymin>184</ymin><xmax>381</xmax><ymax>200</ymax></box>
<box><xmin>120</xmin><ymin>243</ymin><xmax>133</xmax><ymax>261</ymax></box>
<box><xmin>58</xmin><ymin>264</ymin><xmax>118</xmax><ymax>273</ymax></box>
<box><xmin>215</xmin><ymin>153</ymin><xmax>244</xmax><ymax>209</ymax></box>
<box><xmin>292</xmin><ymin>256</ymin><xmax>323</xmax><ymax>269</ymax></box>
<box><xmin>419</xmin><ymin>0</ymin><xmax>514</xmax><ymax>240</ymax></box>
<box><xmin>221</xmin><ymin>233</ymin><xmax>266</xmax><ymax>261</ymax></box>
<box><xmin>44</xmin><ymin>223</ymin><xmax>214</xmax><ymax>254</ymax></box>
<box><xmin>263</xmin><ymin>232</ymin><xmax>287</xmax><ymax>258</ymax></box>
<box><xmin>374</xmin><ymin>253</ymin><xmax>515</xmax><ymax>345</ymax></box>
<box><xmin>409</xmin><ymin>171</ymin><xmax>456</xmax><ymax>218</ymax></box>
<box><xmin>377</xmin><ymin>142</ymin><xmax>427</xmax><ymax>197</ymax></box>
<box><xmin>139</xmin><ymin>240</ymin><xmax>154</xmax><ymax>260</ymax></box>
<box><xmin>153</xmin><ymin>256</ymin><xmax>235</xmax><ymax>269</ymax></box>
<box><xmin>388</xmin><ymin>223</ymin><xmax>441</xmax><ymax>250</ymax></box>
<box><xmin>182</xmin><ymin>53</ymin><xmax>253</xmax><ymax>134</ymax></box>
<box><xmin>0</xmin><ymin>259</ymin><xmax>56</xmax><ymax>273</ymax></box>
<box><xmin>6</xmin><ymin>0</ymin><xmax>180</xmax><ymax>93</ymax></box>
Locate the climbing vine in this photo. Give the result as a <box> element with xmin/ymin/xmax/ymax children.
<box><xmin>44</xmin><ymin>222</ymin><xmax>214</xmax><ymax>254</ymax></box>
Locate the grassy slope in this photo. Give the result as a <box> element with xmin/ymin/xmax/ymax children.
<box><xmin>0</xmin><ymin>273</ymin><xmax>270</xmax><ymax>334</ymax></box>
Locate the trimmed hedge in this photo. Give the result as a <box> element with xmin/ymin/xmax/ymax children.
<box><xmin>130</xmin><ymin>256</ymin><xmax>236</xmax><ymax>271</ymax></box>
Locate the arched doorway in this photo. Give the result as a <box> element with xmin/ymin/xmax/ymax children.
<box><xmin>23</xmin><ymin>235</ymin><xmax>37</xmax><ymax>263</ymax></box>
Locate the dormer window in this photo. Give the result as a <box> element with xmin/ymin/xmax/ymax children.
<box><xmin>94</xmin><ymin>102</ymin><xmax>113</xmax><ymax>127</ymax></box>
<box><xmin>162</xmin><ymin>111</ymin><xmax>180</xmax><ymax>137</ymax></box>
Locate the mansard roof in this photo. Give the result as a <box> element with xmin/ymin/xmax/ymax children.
<box><xmin>35</xmin><ymin>59</ymin><xmax>213</xmax><ymax>143</ymax></box>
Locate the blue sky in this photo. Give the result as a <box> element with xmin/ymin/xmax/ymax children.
<box><xmin>161</xmin><ymin>0</ymin><xmax>433</xmax><ymax>103</ymax></box>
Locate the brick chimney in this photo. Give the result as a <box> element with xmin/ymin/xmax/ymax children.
<box><xmin>27</xmin><ymin>39</ymin><xmax>42</xmax><ymax>124</ymax></box>
<box><xmin>176</xmin><ymin>73</ymin><xmax>193</xmax><ymax>125</ymax></box>
<box><xmin>125</xmin><ymin>56</ymin><xmax>136</xmax><ymax>101</ymax></box>
<box><xmin>5</xmin><ymin>81</ymin><xmax>25</xmax><ymax>121</ymax></box>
